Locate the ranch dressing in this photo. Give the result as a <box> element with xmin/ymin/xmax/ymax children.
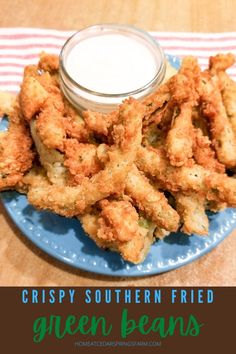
<box><xmin>59</xmin><ymin>24</ymin><xmax>166</xmax><ymax>113</ymax></box>
<box><xmin>66</xmin><ymin>33</ymin><xmax>158</xmax><ymax>94</ymax></box>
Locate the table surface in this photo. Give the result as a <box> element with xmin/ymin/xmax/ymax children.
<box><xmin>0</xmin><ymin>0</ymin><xmax>236</xmax><ymax>286</ymax></box>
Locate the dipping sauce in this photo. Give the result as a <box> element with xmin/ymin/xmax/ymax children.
<box><xmin>66</xmin><ymin>33</ymin><xmax>158</xmax><ymax>94</ymax></box>
<box><xmin>59</xmin><ymin>24</ymin><xmax>166</xmax><ymax>113</ymax></box>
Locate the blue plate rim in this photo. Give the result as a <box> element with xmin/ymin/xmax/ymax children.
<box><xmin>1</xmin><ymin>190</ymin><xmax>236</xmax><ymax>278</ymax></box>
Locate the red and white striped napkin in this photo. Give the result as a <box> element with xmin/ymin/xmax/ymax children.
<box><xmin>1</xmin><ymin>27</ymin><xmax>236</xmax><ymax>93</ymax></box>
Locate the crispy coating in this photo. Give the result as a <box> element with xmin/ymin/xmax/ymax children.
<box><xmin>142</xmin><ymin>81</ymin><xmax>170</xmax><ymax>118</ymax></box>
<box><xmin>20</xmin><ymin>75</ymin><xmax>48</xmax><ymax>120</ymax></box>
<box><xmin>205</xmin><ymin>200</ymin><xmax>227</xmax><ymax>213</ymax></box>
<box><xmin>165</xmin><ymin>60</ymin><xmax>200</xmax><ymax>166</ymax></box>
<box><xmin>142</xmin><ymin>124</ymin><xmax>167</xmax><ymax>148</ymax></box>
<box><xmin>136</xmin><ymin>146</ymin><xmax>236</xmax><ymax>206</ymax></box>
<box><xmin>27</xmin><ymin>181</ymin><xmax>81</xmax><ymax>216</ymax></box>
<box><xmin>207</xmin><ymin>53</ymin><xmax>236</xmax><ymax>154</ymax></box>
<box><xmin>63</xmin><ymin>100</ymin><xmax>90</xmax><ymax>142</ymax></box>
<box><xmin>125</xmin><ymin>164</ymin><xmax>180</xmax><ymax>232</ymax></box>
<box><xmin>64</xmin><ymin>139</ymin><xmax>101</xmax><ymax>184</ymax></box>
<box><xmin>142</xmin><ymin>104</ymin><xmax>167</xmax><ymax>130</ymax></box>
<box><xmin>112</xmin><ymin>97</ymin><xmax>144</xmax><ymax>151</ymax></box>
<box><xmin>193</xmin><ymin>128</ymin><xmax>225</xmax><ymax>173</ymax></box>
<box><xmin>28</xmin><ymin>98</ymin><xmax>145</xmax><ymax>216</ymax></box>
<box><xmin>23</xmin><ymin>64</ymin><xmax>60</xmax><ymax>92</ymax></box>
<box><xmin>97</xmin><ymin>199</ymin><xmax>140</xmax><ymax>242</ymax></box>
<box><xmin>206</xmin><ymin>174</ymin><xmax>236</xmax><ymax>206</ymax></box>
<box><xmin>96</xmin><ymin>145</ymin><xmax>180</xmax><ymax>231</ymax></box>
<box><xmin>30</xmin><ymin>120</ymin><xmax>67</xmax><ymax>185</ymax></box>
<box><xmin>219</xmin><ymin>71</ymin><xmax>236</xmax><ymax>138</ymax></box>
<box><xmin>209</xmin><ymin>53</ymin><xmax>235</xmax><ymax>74</ymax></box>
<box><xmin>179</xmin><ymin>56</ymin><xmax>202</xmax><ymax>91</ymax></box>
<box><xmin>20</xmin><ymin>63</ymin><xmax>64</xmax><ymax>132</ymax></box>
<box><xmin>36</xmin><ymin>82</ymin><xmax>66</xmax><ymax>149</ymax></box>
<box><xmin>154</xmin><ymin>227</ymin><xmax>170</xmax><ymax>239</ymax></box>
<box><xmin>81</xmin><ymin>208</ymin><xmax>154</xmax><ymax>264</ymax></box>
<box><xmin>200</xmin><ymin>73</ymin><xmax>236</xmax><ymax>168</ymax></box>
<box><xmin>166</xmin><ymin>101</ymin><xmax>194</xmax><ymax>166</ymax></box>
<box><xmin>175</xmin><ymin>192</ymin><xmax>209</xmax><ymax>235</ymax></box>
<box><xmin>118</xmin><ymin>228</ymin><xmax>154</xmax><ymax>264</ymax></box>
<box><xmin>36</xmin><ymin>106</ymin><xmax>66</xmax><ymax>151</ymax></box>
<box><xmin>136</xmin><ymin>146</ymin><xmax>169</xmax><ymax>180</ymax></box>
<box><xmin>83</xmin><ymin>110</ymin><xmax>119</xmax><ymax>136</ymax></box>
<box><xmin>2</xmin><ymin>52</ymin><xmax>236</xmax><ymax>264</ymax></box>
<box><xmin>192</xmin><ymin>106</ymin><xmax>210</xmax><ymax>136</ymax></box>
<box><xmin>16</xmin><ymin>165</ymin><xmax>49</xmax><ymax>193</ymax></box>
<box><xmin>27</xmin><ymin>147</ymin><xmax>135</xmax><ymax>216</ymax></box>
<box><xmin>0</xmin><ymin>102</ymin><xmax>34</xmax><ymax>190</ymax></box>
<box><xmin>39</xmin><ymin>52</ymin><xmax>59</xmax><ymax>72</ymax></box>
<box><xmin>82</xmin><ymin>66</ymin><xmax>175</xmax><ymax>138</ymax></box>
<box><xmin>142</xmin><ymin>59</ymin><xmax>181</xmax><ymax>119</ymax></box>
<box><xmin>168</xmin><ymin>73</ymin><xmax>197</xmax><ymax>105</ymax></box>
<box><xmin>83</xmin><ymin>83</ymin><xmax>170</xmax><ymax>139</ymax></box>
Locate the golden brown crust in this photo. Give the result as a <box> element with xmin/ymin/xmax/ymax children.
<box><xmin>80</xmin><ymin>204</ymin><xmax>154</xmax><ymax>264</ymax></box>
<box><xmin>200</xmin><ymin>73</ymin><xmax>236</xmax><ymax>168</ymax></box>
<box><xmin>175</xmin><ymin>192</ymin><xmax>209</xmax><ymax>235</ymax></box>
<box><xmin>193</xmin><ymin>128</ymin><xmax>225</xmax><ymax>173</ymax></box>
<box><xmin>0</xmin><ymin>101</ymin><xmax>34</xmax><ymax>190</ymax></box>
<box><xmin>83</xmin><ymin>110</ymin><xmax>119</xmax><ymax>136</ymax></box>
<box><xmin>136</xmin><ymin>145</ymin><xmax>236</xmax><ymax>206</ymax></box>
<box><xmin>218</xmin><ymin>71</ymin><xmax>236</xmax><ymax>138</ymax></box>
<box><xmin>36</xmin><ymin>107</ymin><xmax>66</xmax><ymax>151</ymax></box>
<box><xmin>97</xmin><ymin>199</ymin><xmax>139</xmax><ymax>242</ymax></box>
<box><xmin>165</xmin><ymin>58</ymin><xmax>200</xmax><ymax>167</ymax></box>
<box><xmin>30</xmin><ymin>120</ymin><xmax>68</xmax><ymax>186</ymax></box>
<box><xmin>64</xmin><ymin>139</ymin><xmax>101</xmax><ymax>184</ymax></box>
<box><xmin>209</xmin><ymin>53</ymin><xmax>235</xmax><ymax>73</ymax></box>
<box><xmin>1</xmin><ymin>52</ymin><xmax>236</xmax><ymax>264</ymax></box>
<box><xmin>125</xmin><ymin>164</ymin><xmax>180</xmax><ymax>232</ymax></box>
<box><xmin>20</xmin><ymin>75</ymin><xmax>48</xmax><ymax>120</ymax></box>
<box><xmin>166</xmin><ymin>101</ymin><xmax>194</xmax><ymax>166</ymax></box>
<box><xmin>27</xmin><ymin>97</ymin><xmax>145</xmax><ymax>217</ymax></box>
<box><xmin>63</xmin><ymin>101</ymin><xmax>90</xmax><ymax>142</ymax></box>
<box><xmin>39</xmin><ymin>52</ymin><xmax>59</xmax><ymax>72</ymax></box>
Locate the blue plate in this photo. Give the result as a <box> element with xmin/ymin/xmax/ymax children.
<box><xmin>1</xmin><ymin>54</ymin><xmax>236</xmax><ymax>277</ymax></box>
<box><xmin>1</xmin><ymin>191</ymin><xmax>236</xmax><ymax>276</ymax></box>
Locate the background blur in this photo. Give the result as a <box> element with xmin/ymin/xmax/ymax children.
<box><xmin>0</xmin><ymin>0</ymin><xmax>235</xmax><ymax>32</ymax></box>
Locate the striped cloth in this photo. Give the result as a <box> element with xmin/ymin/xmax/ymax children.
<box><xmin>1</xmin><ymin>27</ymin><xmax>236</xmax><ymax>93</ymax></box>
